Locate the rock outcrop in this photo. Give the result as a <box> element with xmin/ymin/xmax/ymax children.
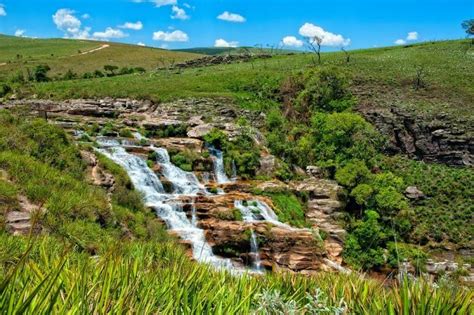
<box><xmin>168</xmin><ymin>54</ymin><xmax>272</xmax><ymax>69</ymax></box>
<box><xmin>361</xmin><ymin>107</ymin><xmax>473</xmax><ymax>166</ymax></box>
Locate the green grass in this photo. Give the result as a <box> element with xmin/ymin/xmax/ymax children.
<box><xmin>0</xmin><ymin>235</ymin><xmax>472</xmax><ymax>314</ymax></box>
<box><xmin>382</xmin><ymin>155</ymin><xmax>474</xmax><ymax>249</ymax></box>
<box><xmin>0</xmin><ymin>34</ymin><xmax>201</xmax><ymax>80</ymax></box>
<box><xmin>14</xmin><ymin>39</ymin><xmax>473</xmax><ymax>122</ymax></box>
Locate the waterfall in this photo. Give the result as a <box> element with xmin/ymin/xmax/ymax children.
<box><xmin>151</xmin><ymin>147</ymin><xmax>205</xmax><ymax>195</ymax></box>
<box><xmin>234</xmin><ymin>200</ymin><xmax>293</xmax><ymax>229</ymax></box>
<box><xmin>208</xmin><ymin>146</ymin><xmax>231</xmax><ymax>184</ymax></box>
<box><xmin>191</xmin><ymin>202</ymin><xmax>197</xmax><ymax>227</ymax></box>
<box><xmin>249</xmin><ymin>230</ymin><xmax>263</xmax><ymax>272</ymax></box>
<box><xmin>97</xmin><ymin>146</ymin><xmax>234</xmax><ymax>270</ymax></box>
<box><xmin>231</xmin><ymin>160</ymin><xmax>237</xmax><ymax>182</ymax></box>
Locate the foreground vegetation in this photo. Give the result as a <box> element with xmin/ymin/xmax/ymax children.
<box><xmin>1</xmin><ymin>235</ymin><xmax>472</xmax><ymax>314</ymax></box>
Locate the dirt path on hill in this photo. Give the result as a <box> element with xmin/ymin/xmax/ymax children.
<box><xmin>78</xmin><ymin>44</ymin><xmax>110</xmax><ymax>56</ymax></box>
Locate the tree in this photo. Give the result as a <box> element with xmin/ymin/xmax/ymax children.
<box><xmin>103</xmin><ymin>65</ymin><xmax>118</xmax><ymax>76</ymax></box>
<box><xmin>341</xmin><ymin>47</ymin><xmax>351</xmax><ymax>63</ymax></box>
<box><xmin>306</xmin><ymin>36</ymin><xmax>322</xmax><ymax>65</ymax></box>
<box><xmin>461</xmin><ymin>19</ymin><xmax>474</xmax><ymax>38</ymax></box>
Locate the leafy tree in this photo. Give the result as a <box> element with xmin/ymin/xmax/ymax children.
<box><xmin>335</xmin><ymin>160</ymin><xmax>370</xmax><ymax>188</ymax></box>
<box><xmin>350</xmin><ymin>183</ymin><xmax>374</xmax><ymax>206</ymax></box>
<box><xmin>94</xmin><ymin>70</ymin><xmax>105</xmax><ymax>78</ymax></box>
<box><xmin>461</xmin><ymin>19</ymin><xmax>474</xmax><ymax>40</ymax></box>
<box><xmin>343</xmin><ymin>210</ymin><xmax>387</xmax><ymax>270</ymax></box>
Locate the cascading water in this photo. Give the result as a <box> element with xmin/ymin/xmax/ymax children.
<box><xmin>231</xmin><ymin>160</ymin><xmax>237</xmax><ymax>182</ymax></box>
<box><xmin>208</xmin><ymin>146</ymin><xmax>231</xmax><ymax>184</ymax></box>
<box><xmin>151</xmin><ymin>147</ymin><xmax>205</xmax><ymax>195</ymax></box>
<box><xmin>249</xmin><ymin>230</ymin><xmax>262</xmax><ymax>271</ymax></box>
<box><xmin>97</xmin><ymin>145</ymin><xmax>234</xmax><ymax>270</ymax></box>
<box><xmin>234</xmin><ymin>200</ymin><xmax>292</xmax><ymax>229</ymax></box>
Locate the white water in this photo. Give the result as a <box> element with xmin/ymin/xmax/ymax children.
<box><xmin>97</xmin><ymin>146</ymin><xmax>234</xmax><ymax>270</ymax></box>
<box><xmin>249</xmin><ymin>230</ymin><xmax>263</xmax><ymax>272</ymax></box>
<box><xmin>151</xmin><ymin>147</ymin><xmax>205</xmax><ymax>195</ymax></box>
<box><xmin>208</xmin><ymin>146</ymin><xmax>231</xmax><ymax>184</ymax></box>
<box><xmin>234</xmin><ymin>200</ymin><xmax>292</xmax><ymax>229</ymax></box>
<box><xmin>231</xmin><ymin>160</ymin><xmax>237</xmax><ymax>182</ymax></box>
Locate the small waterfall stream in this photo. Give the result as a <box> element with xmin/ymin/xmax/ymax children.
<box><xmin>97</xmin><ymin>145</ymin><xmax>234</xmax><ymax>270</ymax></box>
<box><xmin>249</xmin><ymin>230</ymin><xmax>262</xmax><ymax>271</ymax></box>
<box><xmin>208</xmin><ymin>146</ymin><xmax>231</xmax><ymax>184</ymax></box>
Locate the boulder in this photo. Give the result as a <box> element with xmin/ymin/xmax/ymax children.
<box><xmin>404</xmin><ymin>186</ymin><xmax>425</xmax><ymax>200</ymax></box>
<box><xmin>187</xmin><ymin>124</ymin><xmax>214</xmax><ymax>138</ymax></box>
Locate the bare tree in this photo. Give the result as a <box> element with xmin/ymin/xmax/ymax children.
<box><xmin>306</xmin><ymin>36</ymin><xmax>322</xmax><ymax>65</ymax></box>
<box><xmin>341</xmin><ymin>47</ymin><xmax>351</xmax><ymax>63</ymax></box>
<box><xmin>413</xmin><ymin>65</ymin><xmax>427</xmax><ymax>90</ymax></box>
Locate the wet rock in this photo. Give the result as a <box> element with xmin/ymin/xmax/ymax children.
<box><xmin>306</xmin><ymin>166</ymin><xmax>325</xmax><ymax>179</ymax></box>
<box><xmin>154</xmin><ymin>138</ymin><xmax>203</xmax><ymax>153</ymax></box>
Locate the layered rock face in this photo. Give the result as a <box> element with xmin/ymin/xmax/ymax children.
<box><xmin>361</xmin><ymin>107</ymin><xmax>473</xmax><ymax>166</ymax></box>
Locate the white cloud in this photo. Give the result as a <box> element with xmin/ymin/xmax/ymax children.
<box><xmin>407</xmin><ymin>31</ymin><xmax>418</xmax><ymax>41</ymax></box>
<box><xmin>152</xmin><ymin>0</ymin><xmax>176</xmax><ymax>7</ymax></box>
<box><xmin>171</xmin><ymin>6</ymin><xmax>189</xmax><ymax>20</ymax></box>
<box><xmin>214</xmin><ymin>38</ymin><xmax>239</xmax><ymax>48</ymax></box>
<box><xmin>82</xmin><ymin>13</ymin><xmax>90</xmax><ymax>19</ymax></box>
<box><xmin>394</xmin><ymin>39</ymin><xmax>406</xmax><ymax>45</ymax></box>
<box><xmin>153</xmin><ymin>30</ymin><xmax>189</xmax><ymax>42</ymax></box>
<box><xmin>0</xmin><ymin>5</ymin><xmax>6</xmax><ymax>16</ymax></box>
<box><xmin>119</xmin><ymin>21</ymin><xmax>143</xmax><ymax>30</ymax></box>
<box><xmin>15</xmin><ymin>29</ymin><xmax>26</xmax><ymax>37</ymax></box>
<box><xmin>217</xmin><ymin>11</ymin><xmax>246</xmax><ymax>23</ymax></box>
<box><xmin>299</xmin><ymin>23</ymin><xmax>350</xmax><ymax>46</ymax></box>
<box><xmin>93</xmin><ymin>27</ymin><xmax>128</xmax><ymax>39</ymax></box>
<box><xmin>137</xmin><ymin>42</ymin><xmax>146</xmax><ymax>46</ymax></box>
<box><xmin>282</xmin><ymin>36</ymin><xmax>303</xmax><ymax>48</ymax></box>
<box><xmin>52</xmin><ymin>9</ymin><xmax>91</xmax><ymax>39</ymax></box>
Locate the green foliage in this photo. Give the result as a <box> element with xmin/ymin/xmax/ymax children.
<box><xmin>0</xmin><ymin>236</ymin><xmax>471</xmax><ymax>314</ymax></box>
<box><xmin>335</xmin><ymin>160</ymin><xmax>370</xmax><ymax>188</ymax></box>
<box><xmin>259</xmin><ymin>193</ymin><xmax>308</xmax><ymax>228</ymax></box>
<box><xmin>0</xmin><ymin>83</ymin><xmax>12</xmax><ymax>98</ymax></box>
<box><xmin>387</xmin><ymin>242</ymin><xmax>428</xmax><ymax>273</ymax></box>
<box><xmin>145</xmin><ymin>124</ymin><xmax>187</xmax><ymax>138</ymax></box>
<box><xmin>62</xmin><ymin>69</ymin><xmax>77</xmax><ymax>80</ymax></box>
<box><xmin>294</xmin><ymin>68</ymin><xmax>356</xmax><ymax>113</ymax></box>
<box><xmin>311</xmin><ymin>112</ymin><xmax>384</xmax><ymax>167</ymax></box>
<box><xmin>33</xmin><ymin>64</ymin><xmax>51</xmax><ymax>82</ymax></box>
<box><xmin>350</xmin><ymin>183</ymin><xmax>373</xmax><ymax>206</ymax></box>
<box><xmin>203</xmin><ymin>128</ymin><xmax>227</xmax><ymax>150</ymax></box>
<box><xmin>343</xmin><ymin>210</ymin><xmax>387</xmax><ymax>270</ymax></box>
<box><xmin>381</xmin><ymin>155</ymin><xmax>474</xmax><ymax>247</ymax></box>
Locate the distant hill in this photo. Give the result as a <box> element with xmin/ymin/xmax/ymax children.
<box><xmin>174</xmin><ymin>46</ymin><xmax>301</xmax><ymax>56</ymax></box>
<box><xmin>0</xmin><ymin>34</ymin><xmax>202</xmax><ymax>79</ymax></box>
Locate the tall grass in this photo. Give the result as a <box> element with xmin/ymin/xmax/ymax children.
<box><xmin>1</xmin><ymin>235</ymin><xmax>472</xmax><ymax>314</ymax></box>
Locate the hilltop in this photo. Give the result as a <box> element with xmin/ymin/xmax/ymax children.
<box><xmin>174</xmin><ymin>46</ymin><xmax>300</xmax><ymax>56</ymax></box>
<box><xmin>0</xmin><ymin>34</ymin><xmax>201</xmax><ymax>80</ymax></box>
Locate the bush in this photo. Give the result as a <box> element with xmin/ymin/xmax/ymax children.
<box><xmin>33</xmin><ymin>64</ymin><xmax>51</xmax><ymax>82</ymax></box>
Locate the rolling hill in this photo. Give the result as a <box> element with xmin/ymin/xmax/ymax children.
<box><xmin>0</xmin><ymin>34</ymin><xmax>202</xmax><ymax>79</ymax></box>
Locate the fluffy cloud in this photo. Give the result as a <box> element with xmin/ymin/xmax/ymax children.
<box><xmin>171</xmin><ymin>6</ymin><xmax>189</xmax><ymax>20</ymax></box>
<box><xmin>217</xmin><ymin>11</ymin><xmax>246</xmax><ymax>23</ymax></box>
<box><xmin>0</xmin><ymin>5</ymin><xmax>6</xmax><ymax>16</ymax></box>
<box><xmin>394</xmin><ymin>39</ymin><xmax>406</xmax><ymax>45</ymax></box>
<box><xmin>15</xmin><ymin>29</ymin><xmax>26</xmax><ymax>37</ymax></box>
<box><xmin>153</xmin><ymin>30</ymin><xmax>189</xmax><ymax>42</ymax></box>
<box><xmin>282</xmin><ymin>36</ymin><xmax>303</xmax><ymax>48</ymax></box>
<box><xmin>407</xmin><ymin>31</ymin><xmax>418</xmax><ymax>40</ymax></box>
<box><xmin>52</xmin><ymin>9</ymin><xmax>91</xmax><ymax>39</ymax></box>
<box><xmin>93</xmin><ymin>27</ymin><xmax>128</xmax><ymax>39</ymax></box>
<box><xmin>214</xmin><ymin>38</ymin><xmax>239</xmax><ymax>48</ymax></box>
<box><xmin>119</xmin><ymin>21</ymin><xmax>143</xmax><ymax>30</ymax></box>
<box><xmin>299</xmin><ymin>23</ymin><xmax>350</xmax><ymax>46</ymax></box>
<box><xmin>137</xmin><ymin>42</ymin><xmax>146</xmax><ymax>46</ymax></box>
<box><xmin>152</xmin><ymin>0</ymin><xmax>176</xmax><ymax>7</ymax></box>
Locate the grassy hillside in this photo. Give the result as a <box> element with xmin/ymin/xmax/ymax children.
<box><xmin>17</xmin><ymin>39</ymin><xmax>473</xmax><ymax>121</ymax></box>
<box><xmin>0</xmin><ymin>34</ymin><xmax>201</xmax><ymax>79</ymax></box>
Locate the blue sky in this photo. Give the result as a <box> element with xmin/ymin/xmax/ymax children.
<box><xmin>0</xmin><ymin>0</ymin><xmax>472</xmax><ymax>50</ymax></box>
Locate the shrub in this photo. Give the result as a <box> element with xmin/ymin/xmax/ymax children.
<box><xmin>33</xmin><ymin>64</ymin><xmax>51</xmax><ymax>82</ymax></box>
